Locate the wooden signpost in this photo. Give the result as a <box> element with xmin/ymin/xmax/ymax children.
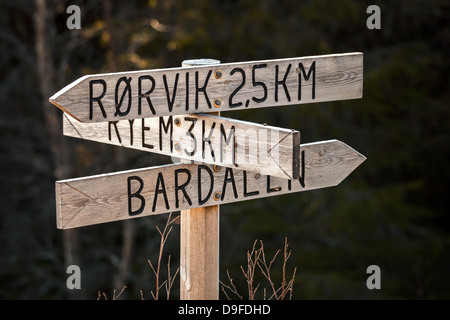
<box><xmin>178</xmin><ymin>58</ymin><xmax>220</xmax><ymax>300</ymax></box>
<box><xmin>50</xmin><ymin>53</ymin><xmax>365</xmax><ymax>300</ymax></box>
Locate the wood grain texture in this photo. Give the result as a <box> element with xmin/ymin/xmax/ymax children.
<box><xmin>63</xmin><ymin>113</ymin><xmax>300</xmax><ymax>180</ymax></box>
<box><xmin>179</xmin><ymin>58</ymin><xmax>220</xmax><ymax>301</ymax></box>
<box><xmin>55</xmin><ymin>140</ymin><xmax>366</xmax><ymax>229</ymax></box>
<box><xmin>49</xmin><ymin>53</ymin><xmax>363</xmax><ymax>123</ymax></box>
<box><xmin>180</xmin><ymin>205</ymin><xmax>219</xmax><ymax>300</ymax></box>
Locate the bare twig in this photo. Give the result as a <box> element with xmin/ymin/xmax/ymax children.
<box><xmin>240</xmin><ymin>240</ymin><xmax>263</xmax><ymax>300</ymax></box>
<box><xmin>98</xmin><ymin>214</ymin><xmax>179</xmax><ymax>300</ymax></box>
<box><xmin>113</xmin><ymin>286</ymin><xmax>127</xmax><ymax>300</ymax></box>
<box><xmin>220</xmin><ymin>270</ymin><xmax>243</xmax><ymax>300</ymax></box>
<box><xmin>147</xmin><ymin>213</ymin><xmax>179</xmax><ymax>300</ymax></box>
<box><xmin>96</xmin><ymin>285</ymin><xmax>127</xmax><ymax>300</ymax></box>
<box><xmin>257</xmin><ymin>240</ymin><xmax>281</xmax><ymax>300</ymax></box>
<box><xmin>165</xmin><ymin>255</ymin><xmax>180</xmax><ymax>300</ymax></box>
<box><xmin>220</xmin><ymin>237</ymin><xmax>297</xmax><ymax>300</ymax></box>
<box><xmin>258</xmin><ymin>237</ymin><xmax>296</xmax><ymax>300</ymax></box>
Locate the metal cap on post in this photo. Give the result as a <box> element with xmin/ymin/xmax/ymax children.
<box><xmin>180</xmin><ymin>58</ymin><xmax>221</xmax><ymax>300</ymax></box>
<box><xmin>182</xmin><ymin>58</ymin><xmax>221</xmax><ymax>68</ymax></box>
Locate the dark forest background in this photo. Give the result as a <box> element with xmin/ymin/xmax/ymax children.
<box><xmin>0</xmin><ymin>0</ymin><xmax>449</xmax><ymax>299</ymax></box>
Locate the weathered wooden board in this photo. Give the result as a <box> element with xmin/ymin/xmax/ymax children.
<box><xmin>50</xmin><ymin>53</ymin><xmax>363</xmax><ymax>123</ymax></box>
<box><xmin>63</xmin><ymin>113</ymin><xmax>300</xmax><ymax>180</ymax></box>
<box><xmin>55</xmin><ymin>140</ymin><xmax>366</xmax><ymax>229</ymax></box>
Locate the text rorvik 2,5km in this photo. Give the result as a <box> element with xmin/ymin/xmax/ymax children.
<box><xmin>50</xmin><ymin>53</ymin><xmax>363</xmax><ymax>123</ymax></box>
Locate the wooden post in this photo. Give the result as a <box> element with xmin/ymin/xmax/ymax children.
<box><xmin>180</xmin><ymin>59</ymin><xmax>220</xmax><ymax>300</ymax></box>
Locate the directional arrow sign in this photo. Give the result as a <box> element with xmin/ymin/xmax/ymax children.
<box><xmin>55</xmin><ymin>140</ymin><xmax>365</xmax><ymax>229</ymax></box>
<box><xmin>63</xmin><ymin>113</ymin><xmax>300</xmax><ymax>180</ymax></box>
<box><xmin>50</xmin><ymin>53</ymin><xmax>363</xmax><ymax>123</ymax></box>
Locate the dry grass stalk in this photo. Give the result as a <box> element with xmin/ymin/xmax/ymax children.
<box><xmin>220</xmin><ymin>237</ymin><xmax>297</xmax><ymax>300</ymax></box>
<box><xmin>220</xmin><ymin>270</ymin><xmax>243</xmax><ymax>300</ymax></box>
<box><xmin>97</xmin><ymin>285</ymin><xmax>127</xmax><ymax>300</ymax></box>
<box><xmin>97</xmin><ymin>214</ymin><xmax>180</xmax><ymax>300</ymax></box>
<box><xmin>147</xmin><ymin>213</ymin><xmax>180</xmax><ymax>300</ymax></box>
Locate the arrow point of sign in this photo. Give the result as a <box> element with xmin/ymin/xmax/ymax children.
<box><xmin>302</xmin><ymin>139</ymin><xmax>366</xmax><ymax>189</ymax></box>
<box><xmin>326</xmin><ymin>139</ymin><xmax>366</xmax><ymax>185</ymax></box>
<box><xmin>49</xmin><ymin>75</ymin><xmax>89</xmax><ymax>122</ymax></box>
<box><xmin>49</xmin><ymin>97</ymin><xmax>83</xmax><ymax>123</ymax></box>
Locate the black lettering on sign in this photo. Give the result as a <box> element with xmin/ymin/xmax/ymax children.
<box><xmin>220</xmin><ymin>124</ymin><xmax>235</xmax><ymax>164</ymax></box>
<box><xmin>267</xmin><ymin>175</ymin><xmax>282</xmax><ymax>193</ymax></box>
<box><xmin>299</xmin><ymin>149</ymin><xmax>305</xmax><ymax>187</ymax></box>
<box><xmin>89</xmin><ymin>79</ymin><xmax>107</xmax><ymax>120</ymax></box>
<box><xmin>159</xmin><ymin>116</ymin><xmax>173</xmax><ymax>152</ymax></box>
<box><xmin>141</xmin><ymin>118</ymin><xmax>154</xmax><ymax>149</ymax></box>
<box><xmin>152</xmin><ymin>172</ymin><xmax>170</xmax><ymax>212</ymax></box>
<box><xmin>127</xmin><ymin>176</ymin><xmax>145</xmax><ymax>216</ymax></box>
<box><xmin>298</xmin><ymin>61</ymin><xmax>316</xmax><ymax>100</ymax></box>
<box><xmin>114</xmin><ymin>77</ymin><xmax>132</xmax><ymax>117</ymax></box>
<box><xmin>108</xmin><ymin>121</ymin><xmax>121</xmax><ymax>143</ymax></box>
<box><xmin>184</xmin><ymin>117</ymin><xmax>198</xmax><ymax>157</ymax></box>
<box><xmin>252</xmin><ymin>64</ymin><xmax>268</xmax><ymax>103</ymax></box>
<box><xmin>275</xmin><ymin>64</ymin><xmax>291</xmax><ymax>102</ymax></box>
<box><xmin>229</xmin><ymin>67</ymin><xmax>245</xmax><ymax>108</ymax></box>
<box><xmin>108</xmin><ymin>119</ymin><xmax>135</xmax><ymax>146</ymax></box>
<box><xmin>222</xmin><ymin>167</ymin><xmax>238</xmax><ymax>200</ymax></box>
<box><xmin>185</xmin><ymin>72</ymin><xmax>190</xmax><ymax>111</ymax></box>
<box><xmin>138</xmin><ymin>75</ymin><xmax>156</xmax><ymax>115</ymax></box>
<box><xmin>195</xmin><ymin>70</ymin><xmax>212</xmax><ymax>109</ymax></box>
<box><xmin>243</xmin><ymin>171</ymin><xmax>259</xmax><ymax>197</ymax></box>
<box><xmin>202</xmin><ymin>120</ymin><xmax>216</xmax><ymax>161</ymax></box>
<box><xmin>198</xmin><ymin>165</ymin><xmax>214</xmax><ymax>205</ymax></box>
<box><xmin>175</xmin><ymin>168</ymin><xmax>192</xmax><ymax>208</ymax></box>
<box><xmin>163</xmin><ymin>73</ymin><xmax>179</xmax><ymax>112</ymax></box>
<box><xmin>128</xmin><ymin>119</ymin><xmax>135</xmax><ymax>146</ymax></box>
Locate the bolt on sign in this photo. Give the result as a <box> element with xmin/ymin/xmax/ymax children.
<box><xmin>49</xmin><ymin>53</ymin><xmax>363</xmax><ymax>123</ymax></box>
